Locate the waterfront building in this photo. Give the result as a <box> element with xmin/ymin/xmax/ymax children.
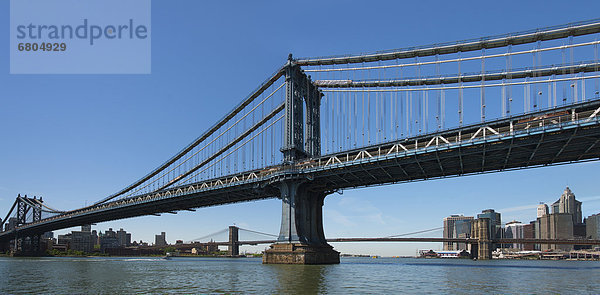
<box><xmin>57</xmin><ymin>234</ymin><xmax>72</xmax><ymax>249</ymax></box>
<box><xmin>91</xmin><ymin>230</ymin><xmax>99</xmax><ymax>246</ymax></box>
<box><xmin>71</xmin><ymin>230</ymin><xmax>93</xmax><ymax>253</ymax></box>
<box><xmin>99</xmin><ymin>228</ymin><xmax>120</xmax><ymax>251</ymax></box>
<box><xmin>191</xmin><ymin>242</ymin><xmax>219</xmax><ymax>255</ymax></box>
<box><xmin>418</xmin><ymin>249</ymin><xmax>469</xmax><ymax>258</ymax></box>
<box><xmin>504</xmin><ymin>221</ymin><xmax>525</xmax><ymax>250</ymax></box>
<box><xmin>442</xmin><ymin>215</ymin><xmax>473</xmax><ymax>251</ymax></box>
<box><xmin>587</xmin><ymin>213</ymin><xmax>600</xmax><ymax>240</ymax></box>
<box><xmin>537</xmin><ymin>213</ymin><xmax>574</xmax><ymax>251</ymax></box>
<box><xmin>81</xmin><ymin>224</ymin><xmax>91</xmax><ymax>232</ymax></box>
<box><xmin>523</xmin><ymin>222</ymin><xmax>535</xmax><ymax>251</ymax></box>
<box><xmin>116</xmin><ymin>228</ymin><xmax>131</xmax><ymax>247</ymax></box>
<box><xmin>536</xmin><ymin>187</ymin><xmax>586</xmax><ymax>251</ymax></box>
<box><xmin>100</xmin><ymin>236</ymin><xmax>119</xmax><ymax>250</ymax></box>
<box><xmin>155</xmin><ymin>232</ymin><xmax>167</xmax><ymax>246</ymax></box>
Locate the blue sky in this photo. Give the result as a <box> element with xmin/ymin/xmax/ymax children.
<box><xmin>1</xmin><ymin>0</ymin><xmax>600</xmax><ymax>256</ymax></box>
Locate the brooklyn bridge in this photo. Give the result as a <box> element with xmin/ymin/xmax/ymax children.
<box><xmin>2</xmin><ymin>19</ymin><xmax>600</xmax><ymax>263</ymax></box>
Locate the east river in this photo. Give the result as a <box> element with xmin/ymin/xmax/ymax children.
<box><xmin>1</xmin><ymin>256</ymin><xmax>599</xmax><ymax>294</ymax></box>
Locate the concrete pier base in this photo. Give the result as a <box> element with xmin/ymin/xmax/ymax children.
<box><xmin>263</xmin><ymin>179</ymin><xmax>340</xmax><ymax>264</ymax></box>
<box><xmin>263</xmin><ymin>243</ymin><xmax>339</xmax><ymax>264</ymax></box>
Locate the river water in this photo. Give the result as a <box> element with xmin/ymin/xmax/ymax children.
<box><xmin>0</xmin><ymin>256</ymin><xmax>599</xmax><ymax>294</ymax></box>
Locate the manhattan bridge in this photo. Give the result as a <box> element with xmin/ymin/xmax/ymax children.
<box><xmin>2</xmin><ymin>20</ymin><xmax>600</xmax><ymax>263</ymax></box>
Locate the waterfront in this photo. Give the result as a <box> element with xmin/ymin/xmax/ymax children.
<box><xmin>1</xmin><ymin>257</ymin><xmax>599</xmax><ymax>294</ymax></box>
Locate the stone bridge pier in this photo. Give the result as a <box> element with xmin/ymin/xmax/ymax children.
<box><xmin>228</xmin><ymin>225</ymin><xmax>239</xmax><ymax>256</ymax></box>
<box><xmin>263</xmin><ymin>180</ymin><xmax>339</xmax><ymax>264</ymax></box>
<box><xmin>470</xmin><ymin>218</ymin><xmax>491</xmax><ymax>260</ymax></box>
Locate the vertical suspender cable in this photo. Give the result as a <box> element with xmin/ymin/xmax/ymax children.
<box><xmin>562</xmin><ymin>42</ymin><xmax>567</xmax><ymax>104</ymax></box>
<box><xmin>508</xmin><ymin>44</ymin><xmax>513</xmax><ymax>115</ymax></box>
<box><xmin>425</xmin><ymin>90</ymin><xmax>428</xmax><ymax>133</ymax></box>
<box><xmin>359</xmin><ymin>62</ymin><xmax>364</xmax><ymax>147</ymax></box>
<box><xmin>393</xmin><ymin>59</ymin><xmax>400</xmax><ymax>140</ymax></box>
<box><xmin>367</xmin><ymin>68</ymin><xmax>371</xmax><ymax>144</ymax></box>
<box><xmin>416</xmin><ymin>56</ymin><xmax>421</xmax><ymax>133</ymax></box>
<box><xmin>376</xmin><ymin>64</ymin><xmax>380</xmax><ymax>143</ymax></box>
<box><xmin>395</xmin><ymin>87</ymin><xmax>398</xmax><ymax>139</ymax></box>
<box><xmin>409</xmin><ymin>90</ymin><xmax>413</xmax><ymax>135</ymax></box>
<box><xmin>324</xmin><ymin>94</ymin><xmax>328</xmax><ymax>154</ymax></box>
<box><xmin>339</xmin><ymin>85</ymin><xmax>342</xmax><ymax>151</ymax></box>
<box><xmin>595</xmin><ymin>37</ymin><xmax>599</xmax><ymax>98</ymax></box>
<box><xmin>532</xmin><ymin>40</ymin><xmax>540</xmax><ymax>110</ymax></box>
<box><xmin>481</xmin><ymin>47</ymin><xmax>486</xmax><ymax>122</ymax></box>
<box><xmin>458</xmin><ymin>51</ymin><xmax>463</xmax><ymax>126</ymax></box>
<box><xmin>436</xmin><ymin>53</ymin><xmax>441</xmax><ymax>129</ymax></box>
<box><xmin>353</xmin><ymin>64</ymin><xmax>357</xmax><ymax>147</ymax></box>
<box><xmin>548</xmin><ymin>77</ymin><xmax>552</xmax><ymax>108</ymax></box>
<box><xmin>570</xmin><ymin>36</ymin><xmax>576</xmax><ymax>103</ymax></box>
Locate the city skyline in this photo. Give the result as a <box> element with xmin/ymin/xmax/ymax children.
<box><xmin>2</xmin><ymin>1</ymin><xmax>600</xmax><ymax>256</ymax></box>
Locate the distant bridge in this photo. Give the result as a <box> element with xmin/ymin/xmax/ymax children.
<box><xmin>143</xmin><ymin>226</ymin><xmax>600</xmax><ymax>259</ymax></box>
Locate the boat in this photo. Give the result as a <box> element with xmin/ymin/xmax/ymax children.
<box><xmin>163</xmin><ymin>252</ymin><xmax>174</xmax><ymax>260</ymax></box>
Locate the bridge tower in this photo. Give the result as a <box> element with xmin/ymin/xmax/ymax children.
<box><xmin>9</xmin><ymin>195</ymin><xmax>45</xmax><ymax>256</ymax></box>
<box><xmin>470</xmin><ymin>218</ymin><xmax>491</xmax><ymax>260</ymax></box>
<box><xmin>228</xmin><ymin>225</ymin><xmax>239</xmax><ymax>256</ymax></box>
<box><xmin>263</xmin><ymin>55</ymin><xmax>340</xmax><ymax>264</ymax></box>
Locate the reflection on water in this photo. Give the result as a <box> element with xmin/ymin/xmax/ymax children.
<box><xmin>0</xmin><ymin>257</ymin><xmax>599</xmax><ymax>294</ymax></box>
<box><xmin>269</xmin><ymin>264</ymin><xmax>329</xmax><ymax>294</ymax></box>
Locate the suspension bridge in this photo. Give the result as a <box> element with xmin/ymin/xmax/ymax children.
<box><xmin>2</xmin><ymin>20</ymin><xmax>600</xmax><ymax>263</ymax></box>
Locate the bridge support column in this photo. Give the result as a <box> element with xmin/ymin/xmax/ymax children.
<box><xmin>228</xmin><ymin>226</ymin><xmax>239</xmax><ymax>256</ymax></box>
<box><xmin>0</xmin><ymin>240</ymin><xmax>9</xmax><ymax>254</ymax></box>
<box><xmin>471</xmin><ymin>218</ymin><xmax>492</xmax><ymax>260</ymax></box>
<box><xmin>263</xmin><ymin>181</ymin><xmax>339</xmax><ymax>264</ymax></box>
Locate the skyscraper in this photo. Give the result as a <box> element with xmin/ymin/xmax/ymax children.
<box><xmin>477</xmin><ymin>209</ymin><xmax>502</xmax><ymax>239</ymax></box>
<box><xmin>551</xmin><ymin>187</ymin><xmax>582</xmax><ymax>226</ymax></box>
<box><xmin>537</xmin><ymin>203</ymin><xmax>549</xmax><ymax>218</ymax></box>
<box><xmin>155</xmin><ymin>232</ymin><xmax>167</xmax><ymax>247</ymax></box>
<box><xmin>443</xmin><ymin>215</ymin><xmax>473</xmax><ymax>250</ymax></box>
<box><xmin>117</xmin><ymin>228</ymin><xmax>130</xmax><ymax>247</ymax></box>
<box><xmin>536</xmin><ymin>187</ymin><xmax>584</xmax><ymax>251</ymax></box>
<box><xmin>504</xmin><ymin>221</ymin><xmax>525</xmax><ymax>249</ymax></box>
<box><xmin>586</xmin><ymin>213</ymin><xmax>600</xmax><ymax>240</ymax></box>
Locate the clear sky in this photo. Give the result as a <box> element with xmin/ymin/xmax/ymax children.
<box><xmin>1</xmin><ymin>0</ymin><xmax>600</xmax><ymax>256</ymax></box>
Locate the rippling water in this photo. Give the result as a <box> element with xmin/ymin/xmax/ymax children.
<box><xmin>1</xmin><ymin>256</ymin><xmax>599</xmax><ymax>294</ymax></box>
